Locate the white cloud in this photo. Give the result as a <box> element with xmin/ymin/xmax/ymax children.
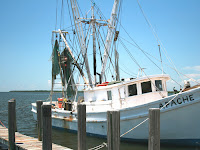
<box><xmin>48</xmin><ymin>80</ymin><xmax>62</xmax><ymax>89</ymax></box>
<box><xmin>184</xmin><ymin>66</ymin><xmax>200</xmax><ymax>71</ymax></box>
<box><xmin>48</xmin><ymin>80</ymin><xmax>51</xmax><ymax>86</ymax></box>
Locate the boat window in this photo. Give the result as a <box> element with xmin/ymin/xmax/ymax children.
<box><xmin>128</xmin><ymin>84</ymin><xmax>137</xmax><ymax>96</ymax></box>
<box><xmin>155</xmin><ymin>80</ymin><xmax>163</xmax><ymax>91</ymax></box>
<box><xmin>141</xmin><ymin>81</ymin><xmax>152</xmax><ymax>94</ymax></box>
<box><xmin>107</xmin><ymin>91</ymin><xmax>112</xmax><ymax>100</ymax></box>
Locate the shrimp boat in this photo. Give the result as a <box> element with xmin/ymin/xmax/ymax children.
<box><xmin>31</xmin><ymin>0</ymin><xmax>200</xmax><ymax>145</ymax></box>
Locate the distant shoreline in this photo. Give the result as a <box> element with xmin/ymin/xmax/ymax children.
<box><xmin>9</xmin><ymin>90</ymin><xmax>60</xmax><ymax>92</ymax></box>
<box><xmin>9</xmin><ymin>90</ymin><xmax>84</xmax><ymax>93</ymax></box>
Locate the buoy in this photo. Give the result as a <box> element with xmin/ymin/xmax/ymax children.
<box><xmin>57</xmin><ymin>98</ymin><xmax>63</xmax><ymax>108</ymax></box>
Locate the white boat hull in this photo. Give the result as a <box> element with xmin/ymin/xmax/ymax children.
<box><xmin>32</xmin><ymin>87</ymin><xmax>200</xmax><ymax>145</ymax></box>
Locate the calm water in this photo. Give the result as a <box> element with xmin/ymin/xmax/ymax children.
<box><xmin>0</xmin><ymin>92</ymin><xmax>199</xmax><ymax>150</ymax></box>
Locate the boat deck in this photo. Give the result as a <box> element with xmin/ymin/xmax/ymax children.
<box><xmin>0</xmin><ymin>125</ymin><xmax>72</xmax><ymax>150</ymax></box>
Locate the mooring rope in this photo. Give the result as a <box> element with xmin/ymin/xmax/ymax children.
<box><xmin>0</xmin><ymin>120</ymin><xmax>7</xmax><ymax>128</ymax></box>
<box><xmin>88</xmin><ymin>142</ymin><xmax>107</xmax><ymax>150</ymax></box>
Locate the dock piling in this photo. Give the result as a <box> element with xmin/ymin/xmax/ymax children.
<box><xmin>37</xmin><ymin>100</ymin><xmax>43</xmax><ymax>141</ymax></box>
<box><xmin>78</xmin><ymin>104</ymin><xmax>86</xmax><ymax>150</ymax></box>
<box><xmin>107</xmin><ymin>110</ymin><xmax>120</xmax><ymax>150</ymax></box>
<box><xmin>12</xmin><ymin>99</ymin><xmax>17</xmax><ymax>132</ymax></box>
<box><xmin>148</xmin><ymin>108</ymin><xmax>160</xmax><ymax>150</ymax></box>
<box><xmin>42</xmin><ymin>104</ymin><xmax>52</xmax><ymax>150</ymax></box>
<box><xmin>8</xmin><ymin>99</ymin><xmax>16</xmax><ymax>150</ymax></box>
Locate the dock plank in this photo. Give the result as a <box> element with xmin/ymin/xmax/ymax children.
<box><xmin>0</xmin><ymin>125</ymin><xmax>72</xmax><ymax>150</ymax></box>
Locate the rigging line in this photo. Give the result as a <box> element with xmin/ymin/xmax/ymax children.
<box><xmin>60</xmin><ymin>0</ymin><xmax>64</xmax><ymax>29</ymax></box>
<box><xmin>65</xmin><ymin>36</ymin><xmax>79</xmax><ymax>56</ymax></box>
<box><xmin>92</xmin><ymin>2</ymin><xmax>104</xmax><ymax>18</ymax></box>
<box><xmin>55</xmin><ymin>0</ymin><xmax>58</xmax><ymax>30</ymax></box>
<box><xmin>118</xmin><ymin>36</ymin><xmax>165</xmax><ymax>76</ymax></box>
<box><xmin>96</xmin><ymin>26</ymin><xmax>115</xmax><ymax>68</ymax></box>
<box><xmin>96</xmin><ymin>24</ymin><xmax>117</xmax><ymax>78</ymax></box>
<box><xmin>119</xmin><ymin>65</ymin><xmax>137</xmax><ymax>77</ymax></box>
<box><xmin>61</xmin><ymin>34</ymin><xmax>88</xmax><ymax>91</ymax></box>
<box><xmin>93</xmin><ymin>7</ymin><xmax>103</xmax><ymax>20</ymax></box>
<box><xmin>76</xmin><ymin>0</ymin><xmax>84</xmax><ymax>18</ymax></box>
<box><xmin>67</xmin><ymin>0</ymin><xmax>74</xmax><ymax>31</ymax></box>
<box><xmin>85</xmin><ymin>23</ymin><xmax>92</xmax><ymax>44</ymax></box>
<box><xmin>119</xmin><ymin>38</ymin><xmax>167</xmax><ymax>95</ymax></box>
<box><xmin>92</xmin><ymin>6</ymin><xmax>107</xmax><ymax>39</ymax></box>
<box><xmin>115</xmin><ymin>17</ymin><xmax>183</xmax><ymax>87</ymax></box>
<box><xmin>92</xmin><ymin>2</ymin><xmax>110</xmax><ymax>39</ymax></box>
<box><xmin>119</xmin><ymin>36</ymin><xmax>199</xmax><ymax>85</ymax></box>
<box><xmin>72</xmin><ymin>30</ymin><xmax>80</xmax><ymax>55</ymax></box>
<box><xmin>91</xmin><ymin>0</ymin><xmax>107</xmax><ymax>21</ymax></box>
<box><xmin>136</xmin><ymin>0</ymin><xmax>183</xmax><ymax>82</ymax></box>
<box><xmin>107</xmin><ymin>56</ymin><xmax>114</xmax><ymax>81</ymax></box>
<box><xmin>91</xmin><ymin>0</ymin><xmax>121</xmax><ymax>42</ymax></box>
<box><xmin>82</xmin><ymin>26</ymin><xmax>93</xmax><ymax>79</ymax></box>
<box><xmin>68</xmin><ymin>29</ymin><xmax>92</xmax><ymax>86</ymax></box>
<box><xmin>118</xmin><ymin>38</ymin><xmax>165</xmax><ymax>97</ymax></box>
<box><xmin>71</xmin><ymin>1</ymin><xmax>93</xmax><ymax>86</ymax></box>
<box><xmin>63</xmin><ymin>24</ymin><xmax>76</xmax><ymax>30</ymax></box>
<box><xmin>85</xmin><ymin>7</ymin><xmax>92</xmax><ymax>18</ymax></box>
<box><xmin>107</xmin><ymin>40</ymin><xmax>116</xmax><ymax>79</ymax></box>
<box><xmin>96</xmin><ymin>26</ymin><xmax>103</xmax><ymax>64</ymax></box>
<box><xmin>98</xmin><ymin>23</ymin><xmax>106</xmax><ymax>40</ymax></box>
<box><xmin>63</xmin><ymin>27</ymin><xmax>85</xmax><ymax>58</ymax></box>
<box><xmin>158</xmin><ymin>45</ymin><xmax>164</xmax><ymax>74</ymax></box>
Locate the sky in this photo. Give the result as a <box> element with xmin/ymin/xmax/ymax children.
<box><xmin>0</xmin><ymin>0</ymin><xmax>200</xmax><ymax>92</ymax></box>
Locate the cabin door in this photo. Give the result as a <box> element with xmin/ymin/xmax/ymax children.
<box><xmin>119</xmin><ymin>86</ymin><xmax>125</xmax><ymax>99</ymax></box>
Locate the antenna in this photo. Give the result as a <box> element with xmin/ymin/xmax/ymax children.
<box><xmin>137</xmin><ymin>68</ymin><xmax>146</xmax><ymax>77</ymax></box>
<box><xmin>158</xmin><ymin>44</ymin><xmax>164</xmax><ymax>74</ymax></box>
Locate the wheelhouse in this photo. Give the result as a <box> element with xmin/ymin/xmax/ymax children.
<box><xmin>84</xmin><ymin>74</ymin><xmax>170</xmax><ymax>106</ymax></box>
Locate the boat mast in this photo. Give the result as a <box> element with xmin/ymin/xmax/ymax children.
<box><xmin>92</xmin><ymin>4</ymin><xmax>97</xmax><ymax>86</ymax></box>
<box><xmin>100</xmin><ymin>0</ymin><xmax>120</xmax><ymax>82</ymax></box>
<box><xmin>70</xmin><ymin>0</ymin><xmax>93</xmax><ymax>87</ymax></box>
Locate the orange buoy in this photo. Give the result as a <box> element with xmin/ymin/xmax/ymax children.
<box><xmin>57</xmin><ymin>98</ymin><xmax>63</xmax><ymax>108</ymax></box>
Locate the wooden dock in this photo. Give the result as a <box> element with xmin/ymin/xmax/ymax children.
<box><xmin>0</xmin><ymin>125</ymin><xmax>72</xmax><ymax>150</ymax></box>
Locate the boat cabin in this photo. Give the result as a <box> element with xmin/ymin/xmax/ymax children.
<box><xmin>84</xmin><ymin>74</ymin><xmax>170</xmax><ymax>108</ymax></box>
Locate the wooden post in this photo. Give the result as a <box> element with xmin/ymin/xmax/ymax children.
<box><xmin>77</xmin><ymin>104</ymin><xmax>86</xmax><ymax>150</ymax></box>
<box><xmin>107</xmin><ymin>110</ymin><xmax>120</xmax><ymax>150</ymax></box>
<box><xmin>37</xmin><ymin>100</ymin><xmax>43</xmax><ymax>141</ymax></box>
<box><xmin>10</xmin><ymin>99</ymin><xmax>17</xmax><ymax>132</ymax></box>
<box><xmin>8</xmin><ymin>100</ymin><xmax>16</xmax><ymax>150</ymax></box>
<box><xmin>148</xmin><ymin>108</ymin><xmax>160</xmax><ymax>150</ymax></box>
<box><xmin>42</xmin><ymin>104</ymin><xmax>52</xmax><ymax>150</ymax></box>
